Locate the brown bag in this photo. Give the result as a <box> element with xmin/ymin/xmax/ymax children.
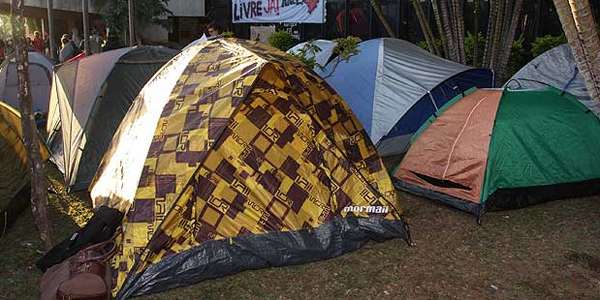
<box><xmin>40</xmin><ymin>230</ymin><xmax>119</xmax><ymax>300</ymax></box>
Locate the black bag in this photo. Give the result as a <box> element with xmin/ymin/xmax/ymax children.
<box><xmin>36</xmin><ymin>206</ymin><xmax>123</xmax><ymax>272</ymax></box>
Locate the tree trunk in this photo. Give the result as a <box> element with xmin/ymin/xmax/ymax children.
<box><xmin>10</xmin><ymin>0</ymin><xmax>53</xmax><ymax>250</ymax></box>
<box><xmin>431</xmin><ymin>0</ymin><xmax>448</xmax><ymax>57</ymax></box>
<box><xmin>489</xmin><ymin>0</ymin><xmax>506</xmax><ymax>71</ymax></box>
<box><xmin>128</xmin><ymin>0</ymin><xmax>135</xmax><ymax>46</ymax></box>
<box><xmin>412</xmin><ymin>0</ymin><xmax>441</xmax><ymax>56</ymax></box>
<box><xmin>483</xmin><ymin>0</ymin><xmax>499</xmax><ymax>67</ymax></box>
<box><xmin>453</xmin><ymin>0</ymin><xmax>466</xmax><ymax>64</ymax></box>
<box><xmin>440</xmin><ymin>0</ymin><xmax>458</xmax><ymax>61</ymax></box>
<box><xmin>473</xmin><ymin>0</ymin><xmax>481</xmax><ymax>67</ymax></box>
<box><xmin>497</xmin><ymin>0</ymin><xmax>524</xmax><ymax>80</ymax></box>
<box><xmin>370</xmin><ymin>0</ymin><xmax>397</xmax><ymax>38</ymax></box>
<box><xmin>553</xmin><ymin>0</ymin><xmax>600</xmax><ymax>102</ymax></box>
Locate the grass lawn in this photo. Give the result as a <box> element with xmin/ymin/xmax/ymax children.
<box><xmin>1</xmin><ymin>166</ymin><xmax>599</xmax><ymax>299</ymax></box>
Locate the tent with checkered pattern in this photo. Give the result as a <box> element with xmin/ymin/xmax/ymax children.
<box><xmin>89</xmin><ymin>38</ymin><xmax>410</xmax><ymax>299</ymax></box>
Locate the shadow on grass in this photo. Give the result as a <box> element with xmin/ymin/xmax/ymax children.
<box><xmin>0</xmin><ymin>163</ymin><xmax>93</xmax><ymax>300</ymax></box>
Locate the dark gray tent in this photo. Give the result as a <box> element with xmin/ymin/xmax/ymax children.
<box><xmin>47</xmin><ymin>46</ymin><xmax>178</xmax><ymax>190</ymax></box>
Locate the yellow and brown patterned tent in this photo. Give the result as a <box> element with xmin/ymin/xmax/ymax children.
<box><xmin>0</xmin><ymin>101</ymin><xmax>49</xmax><ymax>237</ymax></box>
<box><xmin>90</xmin><ymin>38</ymin><xmax>410</xmax><ymax>299</ymax></box>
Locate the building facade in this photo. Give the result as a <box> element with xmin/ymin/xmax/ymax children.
<box><xmin>140</xmin><ymin>0</ymin><xmax>207</xmax><ymax>46</ymax></box>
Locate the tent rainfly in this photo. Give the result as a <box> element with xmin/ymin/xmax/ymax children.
<box><xmin>318</xmin><ymin>38</ymin><xmax>494</xmax><ymax>156</ymax></box>
<box><xmin>46</xmin><ymin>46</ymin><xmax>178</xmax><ymax>191</ymax></box>
<box><xmin>506</xmin><ymin>43</ymin><xmax>600</xmax><ymax>118</ymax></box>
<box><xmin>0</xmin><ymin>51</ymin><xmax>53</xmax><ymax>115</ymax></box>
<box><xmin>394</xmin><ymin>87</ymin><xmax>600</xmax><ymax>218</ymax></box>
<box><xmin>90</xmin><ymin>38</ymin><xmax>409</xmax><ymax>299</ymax></box>
<box><xmin>0</xmin><ymin>101</ymin><xmax>49</xmax><ymax>237</ymax></box>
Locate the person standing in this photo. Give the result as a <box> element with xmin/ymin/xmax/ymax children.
<box><xmin>59</xmin><ymin>34</ymin><xmax>78</xmax><ymax>62</ymax></box>
<box><xmin>207</xmin><ymin>22</ymin><xmax>222</xmax><ymax>39</ymax></box>
<box><xmin>0</xmin><ymin>40</ymin><xmax>5</xmax><ymax>64</ymax></box>
<box><xmin>32</xmin><ymin>31</ymin><xmax>45</xmax><ymax>53</ymax></box>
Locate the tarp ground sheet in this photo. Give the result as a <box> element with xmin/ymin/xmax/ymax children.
<box><xmin>89</xmin><ymin>39</ymin><xmax>409</xmax><ymax>299</ymax></box>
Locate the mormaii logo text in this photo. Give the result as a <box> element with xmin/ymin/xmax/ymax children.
<box><xmin>343</xmin><ymin>205</ymin><xmax>389</xmax><ymax>214</ymax></box>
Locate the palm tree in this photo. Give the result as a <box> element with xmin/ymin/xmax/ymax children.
<box><xmin>439</xmin><ymin>0</ymin><xmax>458</xmax><ymax>61</ymax></box>
<box><xmin>412</xmin><ymin>0</ymin><xmax>441</xmax><ymax>56</ymax></box>
<box><xmin>497</xmin><ymin>0</ymin><xmax>524</xmax><ymax>80</ymax></box>
<box><xmin>11</xmin><ymin>0</ymin><xmax>53</xmax><ymax>250</ymax></box>
<box><xmin>553</xmin><ymin>0</ymin><xmax>600</xmax><ymax>102</ymax></box>
<box><xmin>451</xmin><ymin>0</ymin><xmax>466</xmax><ymax>64</ymax></box>
<box><xmin>473</xmin><ymin>0</ymin><xmax>481</xmax><ymax>67</ymax></box>
<box><xmin>369</xmin><ymin>0</ymin><xmax>397</xmax><ymax>38</ymax></box>
<box><xmin>431</xmin><ymin>0</ymin><xmax>448</xmax><ymax>57</ymax></box>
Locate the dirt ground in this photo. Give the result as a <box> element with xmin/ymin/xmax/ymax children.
<box><xmin>1</xmin><ymin>168</ymin><xmax>599</xmax><ymax>300</ymax></box>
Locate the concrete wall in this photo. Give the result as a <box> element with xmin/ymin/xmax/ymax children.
<box><xmin>0</xmin><ymin>0</ymin><xmax>205</xmax><ymax>16</ymax></box>
<box><xmin>0</xmin><ymin>0</ymin><xmax>99</xmax><ymax>13</ymax></box>
<box><xmin>167</xmin><ymin>0</ymin><xmax>205</xmax><ymax>17</ymax></box>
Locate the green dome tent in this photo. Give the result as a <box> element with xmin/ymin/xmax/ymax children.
<box><xmin>394</xmin><ymin>87</ymin><xmax>600</xmax><ymax>217</ymax></box>
<box><xmin>46</xmin><ymin>46</ymin><xmax>178</xmax><ymax>191</ymax></box>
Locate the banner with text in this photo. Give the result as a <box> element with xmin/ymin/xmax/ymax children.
<box><xmin>232</xmin><ymin>0</ymin><xmax>325</xmax><ymax>23</ymax></box>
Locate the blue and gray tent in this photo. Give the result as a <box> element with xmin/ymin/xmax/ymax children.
<box><xmin>506</xmin><ymin>44</ymin><xmax>599</xmax><ymax>117</ymax></box>
<box><xmin>318</xmin><ymin>38</ymin><xmax>494</xmax><ymax>156</ymax></box>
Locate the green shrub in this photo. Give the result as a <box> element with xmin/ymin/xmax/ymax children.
<box><xmin>332</xmin><ymin>36</ymin><xmax>361</xmax><ymax>61</ymax></box>
<box><xmin>267</xmin><ymin>30</ymin><xmax>298</xmax><ymax>51</ymax></box>
<box><xmin>531</xmin><ymin>34</ymin><xmax>567</xmax><ymax>57</ymax></box>
<box><xmin>416</xmin><ymin>38</ymin><xmax>443</xmax><ymax>55</ymax></box>
<box><xmin>221</xmin><ymin>31</ymin><xmax>235</xmax><ymax>38</ymax></box>
<box><xmin>464</xmin><ymin>32</ymin><xmax>486</xmax><ymax>67</ymax></box>
<box><xmin>505</xmin><ymin>35</ymin><xmax>530</xmax><ymax>80</ymax></box>
<box><xmin>289</xmin><ymin>40</ymin><xmax>322</xmax><ymax>69</ymax></box>
<box><xmin>291</xmin><ymin>36</ymin><xmax>361</xmax><ymax>73</ymax></box>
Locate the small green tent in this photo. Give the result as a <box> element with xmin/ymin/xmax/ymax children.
<box><xmin>394</xmin><ymin>87</ymin><xmax>600</xmax><ymax>217</ymax></box>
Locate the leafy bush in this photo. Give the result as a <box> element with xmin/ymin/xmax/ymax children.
<box><xmin>531</xmin><ymin>34</ymin><xmax>567</xmax><ymax>57</ymax></box>
<box><xmin>332</xmin><ymin>36</ymin><xmax>361</xmax><ymax>61</ymax></box>
<box><xmin>505</xmin><ymin>35</ymin><xmax>530</xmax><ymax>80</ymax></box>
<box><xmin>290</xmin><ymin>36</ymin><xmax>361</xmax><ymax>73</ymax></box>
<box><xmin>221</xmin><ymin>31</ymin><xmax>235</xmax><ymax>38</ymax></box>
<box><xmin>267</xmin><ymin>30</ymin><xmax>298</xmax><ymax>51</ymax></box>
<box><xmin>417</xmin><ymin>38</ymin><xmax>443</xmax><ymax>55</ymax></box>
<box><xmin>289</xmin><ymin>40</ymin><xmax>322</xmax><ymax>70</ymax></box>
<box><xmin>464</xmin><ymin>32</ymin><xmax>485</xmax><ymax>67</ymax></box>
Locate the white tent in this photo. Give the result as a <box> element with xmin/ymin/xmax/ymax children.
<box><xmin>46</xmin><ymin>46</ymin><xmax>178</xmax><ymax>190</ymax></box>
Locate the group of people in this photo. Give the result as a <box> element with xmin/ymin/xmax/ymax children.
<box><xmin>59</xmin><ymin>30</ymin><xmax>105</xmax><ymax>62</ymax></box>
<box><xmin>0</xmin><ymin>22</ymin><xmax>225</xmax><ymax>66</ymax></box>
